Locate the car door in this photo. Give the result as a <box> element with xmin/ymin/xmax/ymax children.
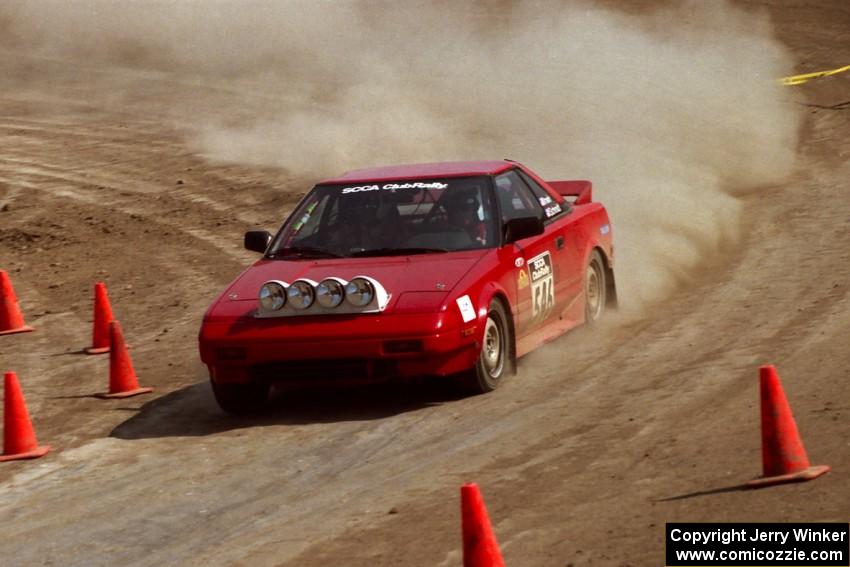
<box><xmin>494</xmin><ymin>170</ymin><xmax>562</xmax><ymax>336</ymax></box>
<box><xmin>515</xmin><ymin>169</ymin><xmax>584</xmax><ymax>315</ymax></box>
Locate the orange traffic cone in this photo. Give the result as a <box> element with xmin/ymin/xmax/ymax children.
<box><xmin>746</xmin><ymin>365</ymin><xmax>830</xmax><ymax>488</ymax></box>
<box><xmin>1</xmin><ymin>371</ymin><xmax>50</xmax><ymax>462</ymax></box>
<box><xmin>85</xmin><ymin>282</ymin><xmax>114</xmax><ymax>354</ymax></box>
<box><xmin>95</xmin><ymin>321</ymin><xmax>153</xmax><ymax>399</ymax></box>
<box><xmin>461</xmin><ymin>483</ymin><xmax>505</xmax><ymax>567</ymax></box>
<box><xmin>0</xmin><ymin>271</ymin><xmax>34</xmax><ymax>336</ymax></box>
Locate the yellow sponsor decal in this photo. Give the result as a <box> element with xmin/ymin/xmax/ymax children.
<box><xmin>780</xmin><ymin>64</ymin><xmax>850</xmax><ymax>86</ymax></box>
<box><xmin>518</xmin><ymin>269</ymin><xmax>529</xmax><ymax>290</ymax></box>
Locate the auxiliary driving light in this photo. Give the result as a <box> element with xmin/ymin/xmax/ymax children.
<box><xmin>345</xmin><ymin>277</ymin><xmax>374</xmax><ymax>307</ymax></box>
<box><xmin>316</xmin><ymin>278</ymin><xmax>345</xmax><ymax>308</ymax></box>
<box><xmin>259</xmin><ymin>281</ymin><xmax>287</xmax><ymax>311</ymax></box>
<box><xmin>287</xmin><ymin>280</ymin><xmax>316</xmax><ymax>310</ymax></box>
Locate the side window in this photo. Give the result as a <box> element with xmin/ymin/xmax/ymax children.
<box><xmin>517</xmin><ymin>170</ymin><xmax>566</xmax><ymax>220</ymax></box>
<box><xmin>494</xmin><ymin>170</ymin><xmax>544</xmax><ymax>223</ymax></box>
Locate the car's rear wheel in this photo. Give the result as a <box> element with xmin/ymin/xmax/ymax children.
<box><xmin>211</xmin><ymin>380</ymin><xmax>270</xmax><ymax>415</ymax></box>
<box><xmin>461</xmin><ymin>299</ymin><xmax>512</xmax><ymax>394</ymax></box>
<box><xmin>585</xmin><ymin>250</ymin><xmax>607</xmax><ymax>324</ymax></box>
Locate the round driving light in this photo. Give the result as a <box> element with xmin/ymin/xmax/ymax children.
<box><xmin>345</xmin><ymin>278</ymin><xmax>374</xmax><ymax>307</ymax></box>
<box><xmin>316</xmin><ymin>278</ymin><xmax>345</xmax><ymax>308</ymax></box>
<box><xmin>287</xmin><ymin>280</ymin><xmax>315</xmax><ymax>310</ymax></box>
<box><xmin>259</xmin><ymin>281</ymin><xmax>286</xmax><ymax>311</ymax></box>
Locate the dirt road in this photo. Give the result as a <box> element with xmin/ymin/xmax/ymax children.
<box><xmin>1</xmin><ymin>1</ymin><xmax>848</xmax><ymax>565</ymax></box>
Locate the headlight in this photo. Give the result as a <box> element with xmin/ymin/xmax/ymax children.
<box><xmin>287</xmin><ymin>280</ymin><xmax>315</xmax><ymax>310</ymax></box>
<box><xmin>259</xmin><ymin>281</ymin><xmax>287</xmax><ymax>311</ymax></box>
<box><xmin>345</xmin><ymin>277</ymin><xmax>374</xmax><ymax>307</ymax></box>
<box><xmin>316</xmin><ymin>278</ymin><xmax>345</xmax><ymax>308</ymax></box>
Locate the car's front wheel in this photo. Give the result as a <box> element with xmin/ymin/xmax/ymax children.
<box><xmin>211</xmin><ymin>379</ymin><xmax>270</xmax><ymax>415</ymax></box>
<box><xmin>461</xmin><ymin>299</ymin><xmax>513</xmax><ymax>394</ymax></box>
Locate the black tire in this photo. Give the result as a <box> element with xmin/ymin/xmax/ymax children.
<box><xmin>211</xmin><ymin>379</ymin><xmax>270</xmax><ymax>415</ymax></box>
<box><xmin>461</xmin><ymin>299</ymin><xmax>513</xmax><ymax>394</ymax></box>
<box><xmin>584</xmin><ymin>250</ymin><xmax>607</xmax><ymax>324</ymax></box>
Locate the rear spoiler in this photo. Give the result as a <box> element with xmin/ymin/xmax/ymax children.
<box><xmin>547</xmin><ymin>180</ymin><xmax>592</xmax><ymax>205</ymax></box>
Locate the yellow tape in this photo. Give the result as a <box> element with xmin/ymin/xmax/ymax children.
<box><xmin>780</xmin><ymin>64</ymin><xmax>850</xmax><ymax>86</ymax></box>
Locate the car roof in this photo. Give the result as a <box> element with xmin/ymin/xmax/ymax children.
<box><xmin>318</xmin><ymin>160</ymin><xmax>516</xmax><ymax>184</ymax></box>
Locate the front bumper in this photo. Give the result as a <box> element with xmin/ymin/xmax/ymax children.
<box><xmin>199</xmin><ymin>311</ymin><xmax>480</xmax><ymax>385</ymax></box>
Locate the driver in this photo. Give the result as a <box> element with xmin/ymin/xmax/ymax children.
<box><xmin>445</xmin><ymin>188</ymin><xmax>487</xmax><ymax>246</ymax></box>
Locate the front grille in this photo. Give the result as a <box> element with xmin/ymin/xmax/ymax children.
<box><xmin>250</xmin><ymin>358</ymin><xmax>398</xmax><ymax>383</ymax></box>
<box><xmin>383</xmin><ymin>339</ymin><xmax>424</xmax><ymax>354</ymax></box>
<box><xmin>215</xmin><ymin>346</ymin><xmax>247</xmax><ymax>361</ymax></box>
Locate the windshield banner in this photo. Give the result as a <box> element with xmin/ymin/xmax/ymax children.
<box><xmin>341</xmin><ymin>182</ymin><xmax>448</xmax><ymax>194</ymax></box>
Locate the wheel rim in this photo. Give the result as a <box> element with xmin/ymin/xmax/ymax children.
<box><xmin>586</xmin><ymin>262</ymin><xmax>603</xmax><ymax>320</ymax></box>
<box><xmin>482</xmin><ymin>315</ymin><xmax>504</xmax><ymax>378</ymax></box>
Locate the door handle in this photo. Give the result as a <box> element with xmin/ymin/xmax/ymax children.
<box><xmin>555</xmin><ymin>235</ymin><xmax>565</xmax><ymax>250</ymax></box>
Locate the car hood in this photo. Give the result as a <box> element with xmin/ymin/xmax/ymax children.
<box><xmin>224</xmin><ymin>251</ymin><xmax>486</xmax><ymax>303</ymax></box>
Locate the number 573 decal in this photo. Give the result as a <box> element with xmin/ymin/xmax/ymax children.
<box><xmin>528</xmin><ymin>251</ymin><xmax>555</xmax><ymax>324</ymax></box>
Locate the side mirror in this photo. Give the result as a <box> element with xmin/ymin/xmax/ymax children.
<box><xmin>504</xmin><ymin>216</ymin><xmax>545</xmax><ymax>244</ymax></box>
<box><xmin>244</xmin><ymin>230</ymin><xmax>272</xmax><ymax>254</ymax></box>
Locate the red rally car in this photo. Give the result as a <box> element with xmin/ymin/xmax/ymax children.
<box><xmin>198</xmin><ymin>160</ymin><xmax>616</xmax><ymax>414</ymax></box>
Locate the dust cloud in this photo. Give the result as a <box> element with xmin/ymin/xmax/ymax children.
<box><xmin>1</xmin><ymin>0</ymin><xmax>801</xmax><ymax>310</ymax></box>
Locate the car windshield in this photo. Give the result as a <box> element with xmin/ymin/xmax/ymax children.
<box><xmin>268</xmin><ymin>176</ymin><xmax>497</xmax><ymax>258</ymax></box>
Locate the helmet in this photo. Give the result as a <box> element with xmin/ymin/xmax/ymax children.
<box><xmin>445</xmin><ymin>188</ymin><xmax>481</xmax><ymax>228</ymax></box>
